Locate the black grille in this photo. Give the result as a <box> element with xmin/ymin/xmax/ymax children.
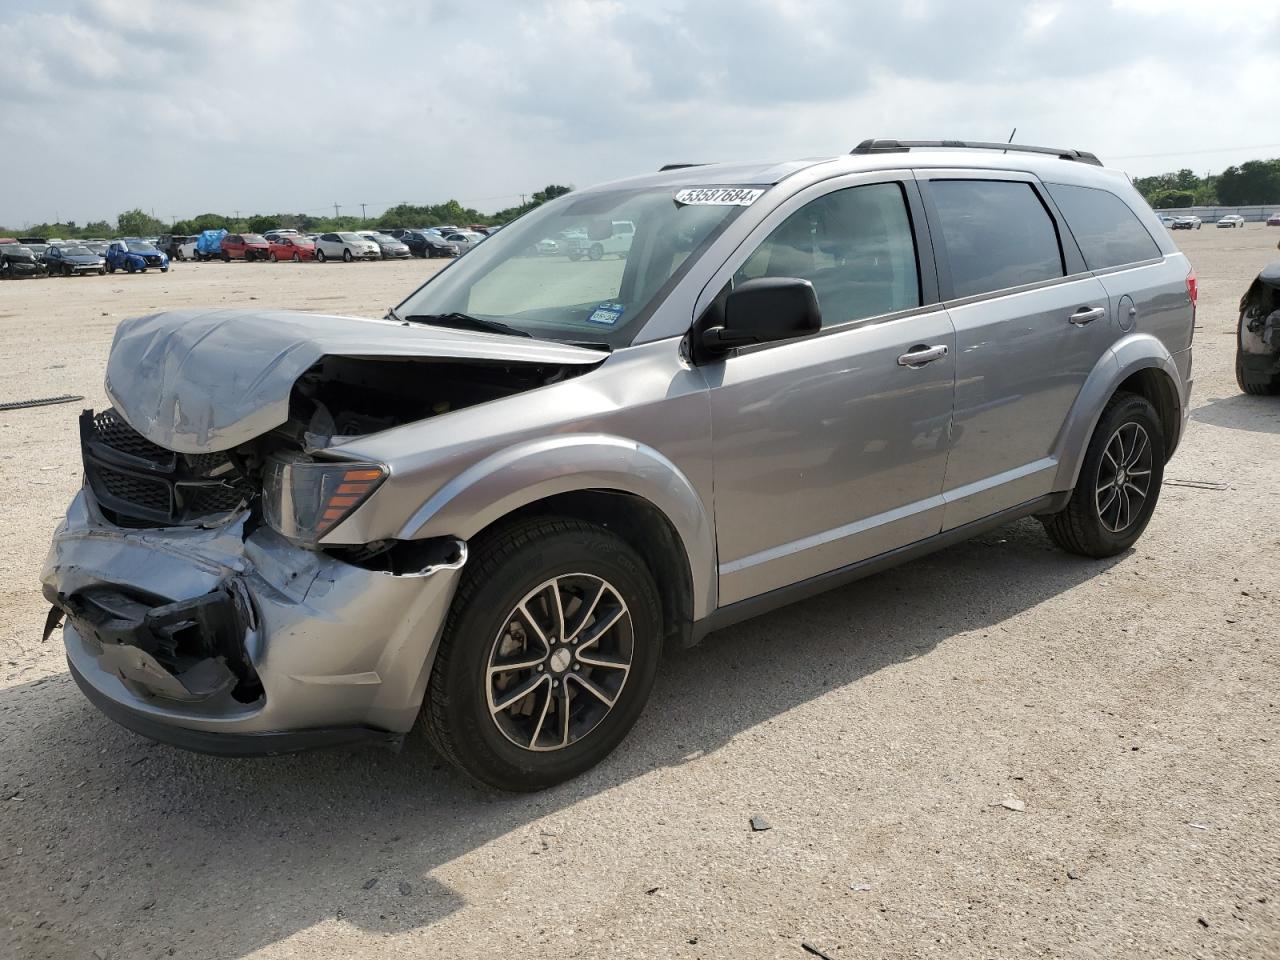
<box><xmin>80</xmin><ymin>408</ymin><xmax>254</xmax><ymax>527</ymax></box>
<box><xmin>91</xmin><ymin>408</ymin><xmax>175</xmax><ymax>465</ymax></box>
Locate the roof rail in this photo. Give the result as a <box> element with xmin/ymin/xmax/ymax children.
<box><xmin>659</xmin><ymin>163</ymin><xmax>709</xmax><ymax>172</ymax></box>
<box><xmin>851</xmin><ymin>139</ymin><xmax>1103</xmax><ymax>167</ymax></box>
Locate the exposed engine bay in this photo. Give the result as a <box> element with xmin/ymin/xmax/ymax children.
<box><xmin>83</xmin><ymin>354</ymin><xmax>590</xmax><ymax>541</ymax></box>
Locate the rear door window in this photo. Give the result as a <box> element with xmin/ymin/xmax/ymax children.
<box><xmin>1044</xmin><ymin>183</ymin><xmax>1162</xmax><ymax>270</ymax></box>
<box><xmin>735</xmin><ymin>181</ymin><xmax>921</xmax><ymax>328</ymax></box>
<box><xmin>928</xmin><ymin>180</ymin><xmax>1064</xmax><ymax>298</ymax></box>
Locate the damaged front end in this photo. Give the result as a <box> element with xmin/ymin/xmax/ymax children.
<box><xmin>1238</xmin><ymin>259</ymin><xmax>1280</xmax><ymax>394</ymax></box>
<box><xmin>43</xmin><ymin>308</ymin><xmax>603</xmax><ymax>754</ymax></box>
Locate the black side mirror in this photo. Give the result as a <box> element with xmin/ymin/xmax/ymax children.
<box><xmin>700</xmin><ymin>277</ymin><xmax>821</xmax><ymax>355</ymax></box>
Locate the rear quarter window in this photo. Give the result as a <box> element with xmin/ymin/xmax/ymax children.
<box><xmin>1045</xmin><ymin>182</ymin><xmax>1162</xmax><ymax>270</ymax></box>
<box><xmin>928</xmin><ymin>180</ymin><xmax>1065</xmax><ymax>299</ymax></box>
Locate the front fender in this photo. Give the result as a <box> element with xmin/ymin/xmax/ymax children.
<box><xmin>397</xmin><ymin>433</ymin><xmax>717</xmax><ymax>619</ymax></box>
<box><xmin>1052</xmin><ymin>333</ymin><xmax>1186</xmax><ymax>491</ymax></box>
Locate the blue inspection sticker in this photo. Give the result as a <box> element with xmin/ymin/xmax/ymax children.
<box><xmin>587</xmin><ymin>302</ymin><xmax>625</xmax><ymax>326</ymax></box>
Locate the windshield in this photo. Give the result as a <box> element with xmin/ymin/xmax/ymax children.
<box><xmin>338</xmin><ymin>232</ymin><xmax>364</xmax><ymax>242</ymax></box>
<box><xmin>396</xmin><ymin>185</ymin><xmax>754</xmax><ymax>347</ymax></box>
<box><xmin>3</xmin><ymin>245</ymin><xmax>32</xmax><ymax>256</ymax></box>
<box><xmin>242</xmin><ymin>234</ymin><xmax>266</xmax><ymax>244</ymax></box>
<box><xmin>125</xmin><ymin>242</ymin><xmax>156</xmax><ymax>253</ymax></box>
<box><xmin>62</xmin><ymin>245</ymin><xmax>93</xmax><ymax>256</ymax></box>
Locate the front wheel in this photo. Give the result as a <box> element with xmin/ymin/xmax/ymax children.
<box><xmin>342</xmin><ymin>248</ymin><xmax>353</xmax><ymax>262</ymax></box>
<box><xmin>1042</xmin><ymin>392</ymin><xmax>1165</xmax><ymax>558</ymax></box>
<box><xmin>291</xmin><ymin>252</ymin><xmax>301</xmax><ymax>263</ymax></box>
<box><xmin>424</xmin><ymin>518</ymin><xmax>662</xmax><ymax>791</ymax></box>
<box><xmin>588</xmin><ymin>243</ymin><xmax>604</xmax><ymax>261</ymax></box>
<box><xmin>269</xmin><ymin>252</ymin><xmax>278</xmax><ymax>262</ymax></box>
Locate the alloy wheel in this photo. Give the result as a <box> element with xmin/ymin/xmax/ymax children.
<box><xmin>1095</xmin><ymin>422</ymin><xmax>1153</xmax><ymax>533</ymax></box>
<box><xmin>487</xmin><ymin>574</ymin><xmax>633</xmax><ymax>752</ymax></box>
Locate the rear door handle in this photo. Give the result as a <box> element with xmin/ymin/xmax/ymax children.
<box><xmin>897</xmin><ymin>344</ymin><xmax>949</xmax><ymax>367</ymax></box>
<box><xmin>1070</xmin><ymin>306</ymin><xmax>1106</xmax><ymax>326</ymax></box>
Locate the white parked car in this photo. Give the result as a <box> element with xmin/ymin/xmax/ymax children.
<box><xmin>562</xmin><ymin>220</ymin><xmax>636</xmax><ymax>260</ymax></box>
<box><xmin>1216</xmin><ymin>214</ymin><xmax>1245</xmax><ymax>228</ymax></box>
<box><xmin>443</xmin><ymin>230</ymin><xmax>486</xmax><ymax>256</ymax></box>
<box><xmin>314</xmin><ymin>232</ymin><xmax>381</xmax><ymax>263</ymax></box>
<box><xmin>177</xmin><ymin>237</ymin><xmax>200</xmax><ymax>260</ymax></box>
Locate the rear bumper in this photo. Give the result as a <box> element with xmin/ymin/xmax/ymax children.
<box><xmin>43</xmin><ymin>489</ymin><xmax>465</xmax><ymax>750</ymax></box>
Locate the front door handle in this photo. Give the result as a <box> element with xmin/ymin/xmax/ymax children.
<box><xmin>1070</xmin><ymin>306</ymin><xmax>1106</xmax><ymax>326</ymax></box>
<box><xmin>897</xmin><ymin>344</ymin><xmax>949</xmax><ymax>367</ymax></box>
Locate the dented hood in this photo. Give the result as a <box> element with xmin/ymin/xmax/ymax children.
<box><xmin>105</xmin><ymin>309</ymin><xmax>604</xmax><ymax>453</ymax></box>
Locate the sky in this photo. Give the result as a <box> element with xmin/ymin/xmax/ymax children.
<box><xmin>2</xmin><ymin>0</ymin><xmax>1279</xmax><ymax>227</ymax></box>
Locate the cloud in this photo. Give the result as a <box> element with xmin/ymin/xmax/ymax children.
<box><xmin>2</xmin><ymin>0</ymin><xmax>1278</xmax><ymax>226</ymax></box>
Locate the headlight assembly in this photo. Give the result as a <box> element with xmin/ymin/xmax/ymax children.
<box><xmin>262</xmin><ymin>456</ymin><xmax>386</xmax><ymax>545</ymax></box>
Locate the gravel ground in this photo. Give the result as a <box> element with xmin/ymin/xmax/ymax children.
<box><xmin>1</xmin><ymin>232</ymin><xmax>1278</xmax><ymax>960</ymax></box>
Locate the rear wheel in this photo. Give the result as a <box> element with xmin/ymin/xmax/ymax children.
<box><xmin>1042</xmin><ymin>392</ymin><xmax>1165</xmax><ymax>558</ymax></box>
<box><xmin>316</xmin><ymin>248</ymin><xmax>326</xmax><ymax>263</ymax></box>
<box><xmin>424</xmin><ymin>518</ymin><xmax>662</xmax><ymax>791</ymax></box>
<box><xmin>269</xmin><ymin>252</ymin><xmax>278</xmax><ymax>262</ymax></box>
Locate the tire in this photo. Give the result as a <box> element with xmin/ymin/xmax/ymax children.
<box><xmin>106</xmin><ymin>264</ymin><xmax>115</xmax><ymax>274</ymax></box>
<box><xmin>1042</xmin><ymin>392</ymin><xmax>1165</xmax><ymax>558</ymax></box>
<box><xmin>125</xmin><ymin>261</ymin><xmax>136</xmax><ymax>274</ymax></box>
<box><xmin>222</xmin><ymin>251</ymin><xmax>230</xmax><ymax>262</ymax></box>
<box><xmin>98</xmin><ymin>267</ymin><xmax>105</xmax><ymax>275</ymax></box>
<box><xmin>160</xmin><ymin>266</ymin><xmax>168</xmax><ymax>273</ymax></box>
<box><xmin>343</xmin><ymin>248</ymin><xmax>353</xmax><ymax>262</ymax></box>
<box><xmin>269</xmin><ymin>252</ymin><xmax>278</xmax><ymax>262</ymax></box>
<box><xmin>291</xmin><ymin>252</ymin><xmax>300</xmax><ymax>263</ymax></box>
<box><xmin>568</xmin><ymin>252</ymin><xmax>582</xmax><ymax>262</ymax></box>
<box><xmin>424</xmin><ymin>518</ymin><xmax>662</xmax><ymax>791</ymax></box>
<box><xmin>316</xmin><ymin>248</ymin><xmax>326</xmax><ymax>263</ymax></box>
<box><xmin>588</xmin><ymin>243</ymin><xmax>603</xmax><ymax>261</ymax></box>
<box><xmin>1236</xmin><ymin>355</ymin><xmax>1280</xmax><ymax>395</ymax></box>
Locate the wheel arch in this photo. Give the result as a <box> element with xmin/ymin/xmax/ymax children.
<box><xmin>1053</xmin><ymin>334</ymin><xmax>1186</xmax><ymax>491</ymax></box>
<box><xmin>394</xmin><ymin>434</ymin><xmax>716</xmax><ymax>624</ymax></box>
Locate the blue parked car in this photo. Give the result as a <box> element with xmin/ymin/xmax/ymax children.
<box><xmin>104</xmin><ymin>240</ymin><xmax>169</xmax><ymax>274</ymax></box>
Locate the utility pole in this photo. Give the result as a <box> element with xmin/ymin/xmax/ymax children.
<box><xmin>520</xmin><ymin>194</ymin><xmax>527</xmax><ymax>206</ymax></box>
<box><xmin>360</xmin><ymin>203</ymin><xmax>367</xmax><ymax>220</ymax></box>
<box><xmin>334</xmin><ymin>203</ymin><xmax>341</xmax><ymax>219</ymax></box>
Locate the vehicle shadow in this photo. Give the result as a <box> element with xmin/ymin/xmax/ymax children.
<box><xmin>1189</xmin><ymin>391</ymin><xmax>1280</xmax><ymax>435</ymax></box>
<box><xmin>0</xmin><ymin>517</ymin><xmax>1120</xmax><ymax>959</ymax></box>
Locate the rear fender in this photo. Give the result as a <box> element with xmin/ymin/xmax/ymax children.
<box><xmin>1052</xmin><ymin>333</ymin><xmax>1185</xmax><ymax>491</ymax></box>
<box><xmin>398</xmin><ymin>434</ymin><xmax>716</xmax><ymax>618</ymax></box>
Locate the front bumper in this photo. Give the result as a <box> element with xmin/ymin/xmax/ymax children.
<box><xmin>42</xmin><ymin>489</ymin><xmax>466</xmax><ymax>753</ymax></box>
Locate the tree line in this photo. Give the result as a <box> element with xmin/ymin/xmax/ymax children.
<box><xmin>1132</xmin><ymin>159</ymin><xmax>1280</xmax><ymax>209</ymax></box>
<box><xmin>2</xmin><ymin>185</ymin><xmax>573</xmax><ymax>240</ymax></box>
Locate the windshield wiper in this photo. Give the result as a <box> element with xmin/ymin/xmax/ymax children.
<box><xmin>404</xmin><ymin>312</ymin><xmax>533</xmax><ymax>339</ymax></box>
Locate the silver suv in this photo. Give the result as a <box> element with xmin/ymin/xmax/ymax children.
<box><xmin>43</xmin><ymin>139</ymin><xmax>1195</xmax><ymax>790</ymax></box>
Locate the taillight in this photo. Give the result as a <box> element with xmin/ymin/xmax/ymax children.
<box><xmin>1186</xmin><ymin>269</ymin><xmax>1198</xmax><ymax>307</ymax></box>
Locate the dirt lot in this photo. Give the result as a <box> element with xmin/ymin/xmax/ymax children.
<box><xmin>1</xmin><ymin>232</ymin><xmax>1278</xmax><ymax>960</ymax></box>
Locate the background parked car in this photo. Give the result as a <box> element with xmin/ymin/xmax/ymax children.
<box><xmin>314</xmin><ymin>232</ymin><xmax>380</xmax><ymax>262</ymax></box>
<box><xmin>1172</xmin><ymin>215</ymin><xmax>1202</xmax><ymax>230</ymax></box>
<box><xmin>267</xmin><ymin>235</ymin><xmax>315</xmax><ymax>262</ymax></box>
<box><xmin>42</xmin><ymin>243</ymin><xmax>104</xmax><ymax>276</ymax></box>
<box><xmin>177</xmin><ymin>237</ymin><xmax>200</xmax><ymax>260</ymax></box>
<box><xmin>0</xmin><ymin>243</ymin><xmax>47</xmax><ymax>279</ymax></box>
<box><xmin>1268</xmin><ymin>212</ymin><xmax>1280</xmax><ymax>227</ymax></box>
<box><xmin>1217</xmin><ymin>215</ymin><xmax>1245</xmax><ymax>228</ymax></box>
<box><xmin>1156</xmin><ymin>214</ymin><xmax>1176</xmax><ymax>227</ymax></box>
<box><xmin>155</xmin><ymin>235</ymin><xmax>191</xmax><ymax>260</ymax></box>
<box><xmin>220</xmin><ymin>233</ymin><xmax>271</xmax><ymax>262</ymax></box>
<box><xmin>81</xmin><ymin>241</ymin><xmax>109</xmax><ymax>256</ymax></box>
<box><xmin>443</xmin><ymin>230</ymin><xmax>486</xmax><ymax>256</ymax></box>
<box><xmin>104</xmin><ymin>240</ymin><xmax>168</xmax><ymax>273</ymax></box>
<box><xmin>358</xmin><ymin>231</ymin><xmax>412</xmax><ymax>259</ymax></box>
<box><xmin>263</xmin><ymin>229</ymin><xmax>299</xmax><ymax>242</ymax></box>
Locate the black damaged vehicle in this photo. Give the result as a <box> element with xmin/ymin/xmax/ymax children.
<box><xmin>1236</xmin><ymin>256</ymin><xmax>1280</xmax><ymax>395</ymax></box>
<box><xmin>0</xmin><ymin>242</ymin><xmax>48</xmax><ymax>279</ymax></box>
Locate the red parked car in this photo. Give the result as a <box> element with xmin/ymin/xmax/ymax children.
<box><xmin>267</xmin><ymin>236</ymin><xmax>316</xmax><ymax>262</ymax></box>
<box><xmin>220</xmin><ymin>233</ymin><xmax>271</xmax><ymax>262</ymax></box>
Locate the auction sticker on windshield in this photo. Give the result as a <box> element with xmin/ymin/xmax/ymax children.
<box><xmin>674</xmin><ymin>187</ymin><xmax>763</xmax><ymax>206</ymax></box>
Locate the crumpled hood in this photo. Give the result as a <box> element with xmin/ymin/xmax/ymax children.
<box><xmin>105</xmin><ymin>309</ymin><xmax>605</xmax><ymax>453</ymax></box>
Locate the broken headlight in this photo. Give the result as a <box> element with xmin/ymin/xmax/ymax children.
<box><xmin>262</xmin><ymin>455</ymin><xmax>386</xmax><ymax>545</ymax></box>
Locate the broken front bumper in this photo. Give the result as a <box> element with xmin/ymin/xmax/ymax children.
<box><xmin>41</xmin><ymin>490</ymin><xmax>465</xmax><ymax>755</ymax></box>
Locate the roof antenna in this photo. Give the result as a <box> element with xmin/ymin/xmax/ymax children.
<box><xmin>1003</xmin><ymin>128</ymin><xmax>1017</xmax><ymax>154</ymax></box>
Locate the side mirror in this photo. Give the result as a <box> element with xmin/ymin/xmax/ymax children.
<box><xmin>587</xmin><ymin>220</ymin><xmax>613</xmax><ymax>241</ymax></box>
<box><xmin>700</xmin><ymin>277</ymin><xmax>821</xmax><ymax>354</ymax></box>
